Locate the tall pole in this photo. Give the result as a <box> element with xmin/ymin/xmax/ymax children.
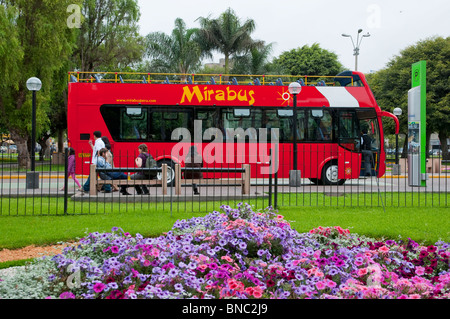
<box><xmin>26</xmin><ymin>77</ymin><xmax>41</xmax><ymax>189</ymax></box>
<box><xmin>31</xmin><ymin>90</ymin><xmax>37</xmax><ymax>172</ymax></box>
<box><xmin>292</xmin><ymin>93</ymin><xmax>298</xmax><ymax>170</ymax></box>
<box><xmin>395</xmin><ymin>134</ymin><xmax>399</xmax><ymax>165</ymax></box>
<box><xmin>342</xmin><ymin>29</ymin><xmax>370</xmax><ymax>71</ymax></box>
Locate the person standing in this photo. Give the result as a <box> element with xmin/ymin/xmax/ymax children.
<box><xmin>60</xmin><ymin>148</ymin><xmax>82</xmax><ymax>192</ymax></box>
<box><xmin>361</xmin><ymin>128</ymin><xmax>373</xmax><ymax>177</ymax></box>
<box><xmin>83</xmin><ymin>130</ymin><xmax>106</xmax><ymax>192</ymax></box>
<box><xmin>90</xmin><ymin>131</ymin><xmax>105</xmax><ymax>164</ymax></box>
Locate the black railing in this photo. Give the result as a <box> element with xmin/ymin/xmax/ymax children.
<box><xmin>0</xmin><ymin>147</ymin><xmax>448</xmax><ymax>216</ymax></box>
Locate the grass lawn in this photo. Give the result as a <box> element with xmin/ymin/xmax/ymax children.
<box><xmin>0</xmin><ymin>193</ymin><xmax>449</xmax><ymax>252</ymax></box>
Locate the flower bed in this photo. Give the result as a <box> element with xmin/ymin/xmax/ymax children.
<box><xmin>1</xmin><ymin>203</ymin><xmax>449</xmax><ymax>299</ymax></box>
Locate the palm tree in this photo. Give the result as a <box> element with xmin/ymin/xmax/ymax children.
<box><xmin>145</xmin><ymin>18</ymin><xmax>204</xmax><ymax>81</ymax></box>
<box><xmin>196</xmin><ymin>8</ymin><xmax>263</xmax><ymax>75</ymax></box>
<box><xmin>231</xmin><ymin>41</ymin><xmax>274</xmax><ymax>75</ymax></box>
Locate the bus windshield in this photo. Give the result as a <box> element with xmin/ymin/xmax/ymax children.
<box><xmin>337</xmin><ymin>108</ymin><xmax>379</xmax><ymax>152</ymax></box>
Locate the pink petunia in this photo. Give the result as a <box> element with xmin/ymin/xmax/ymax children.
<box><xmin>252</xmin><ymin>286</ymin><xmax>263</xmax><ymax>298</ymax></box>
<box><xmin>415</xmin><ymin>266</ymin><xmax>425</xmax><ymax>276</ymax></box>
<box><xmin>357</xmin><ymin>268</ymin><xmax>368</xmax><ymax>277</ymax></box>
<box><xmin>221</xmin><ymin>256</ymin><xmax>233</xmax><ymax>263</ymax></box>
<box><xmin>326</xmin><ymin>280</ymin><xmax>337</xmax><ymax>288</ymax></box>
<box><xmin>379</xmin><ymin>245</ymin><xmax>390</xmax><ymax>253</ymax></box>
<box><xmin>93</xmin><ymin>282</ymin><xmax>106</xmax><ymax>293</ymax></box>
<box><xmin>315</xmin><ymin>281</ymin><xmax>326</xmax><ymax>290</ymax></box>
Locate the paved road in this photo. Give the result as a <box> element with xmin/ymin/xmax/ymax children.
<box><xmin>0</xmin><ymin>173</ymin><xmax>448</xmax><ymax>198</ymax></box>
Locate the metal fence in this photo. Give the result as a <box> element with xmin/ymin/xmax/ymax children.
<box><xmin>0</xmin><ymin>147</ymin><xmax>448</xmax><ymax>216</ymax></box>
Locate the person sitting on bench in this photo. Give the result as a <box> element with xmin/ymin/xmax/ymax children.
<box><xmin>97</xmin><ymin>148</ymin><xmax>128</xmax><ymax>193</ymax></box>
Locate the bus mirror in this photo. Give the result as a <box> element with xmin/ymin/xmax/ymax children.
<box><xmin>312</xmin><ymin>110</ymin><xmax>323</xmax><ymax>118</ymax></box>
<box><xmin>277</xmin><ymin>109</ymin><xmax>293</xmax><ymax>117</ymax></box>
<box><xmin>234</xmin><ymin>109</ymin><xmax>250</xmax><ymax>117</ymax></box>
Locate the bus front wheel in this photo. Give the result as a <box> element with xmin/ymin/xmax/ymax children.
<box><xmin>321</xmin><ymin>162</ymin><xmax>346</xmax><ymax>185</ymax></box>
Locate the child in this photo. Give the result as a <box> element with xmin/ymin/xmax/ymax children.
<box><xmin>60</xmin><ymin>148</ymin><xmax>82</xmax><ymax>191</ymax></box>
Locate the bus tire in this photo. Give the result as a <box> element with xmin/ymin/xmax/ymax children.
<box><xmin>308</xmin><ymin>178</ymin><xmax>323</xmax><ymax>185</ymax></box>
<box><xmin>321</xmin><ymin>162</ymin><xmax>346</xmax><ymax>185</ymax></box>
<box><xmin>157</xmin><ymin>159</ymin><xmax>175</xmax><ymax>186</ymax></box>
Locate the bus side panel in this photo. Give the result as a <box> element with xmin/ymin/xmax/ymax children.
<box><xmin>338</xmin><ymin>147</ymin><xmax>361</xmax><ymax>179</ymax></box>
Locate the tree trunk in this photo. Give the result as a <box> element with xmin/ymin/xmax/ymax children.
<box><xmin>440</xmin><ymin>133</ymin><xmax>449</xmax><ymax>160</ymax></box>
<box><xmin>57</xmin><ymin>129</ymin><xmax>64</xmax><ymax>153</ymax></box>
<box><xmin>223</xmin><ymin>54</ymin><xmax>230</xmax><ymax>82</ymax></box>
<box><xmin>10</xmin><ymin>130</ymin><xmax>29</xmax><ymax>169</ymax></box>
<box><xmin>401</xmin><ymin>137</ymin><xmax>408</xmax><ymax>158</ymax></box>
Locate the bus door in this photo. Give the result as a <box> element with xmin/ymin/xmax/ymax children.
<box><xmin>356</xmin><ymin>109</ymin><xmax>381</xmax><ymax>177</ymax></box>
<box><xmin>336</xmin><ymin>110</ymin><xmax>362</xmax><ymax>179</ymax></box>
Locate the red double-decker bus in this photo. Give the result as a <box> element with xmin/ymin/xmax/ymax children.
<box><xmin>67</xmin><ymin>71</ymin><xmax>399</xmax><ymax>185</ymax></box>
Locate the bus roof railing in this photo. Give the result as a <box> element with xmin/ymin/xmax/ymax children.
<box><xmin>68</xmin><ymin>71</ymin><xmax>355</xmax><ymax>87</ymax></box>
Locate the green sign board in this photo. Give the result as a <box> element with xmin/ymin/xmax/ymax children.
<box><xmin>410</xmin><ymin>61</ymin><xmax>426</xmax><ymax>186</ymax></box>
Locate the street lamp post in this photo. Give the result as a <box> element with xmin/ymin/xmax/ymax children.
<box><xmin>26</xmin><ymin>77</ymin><xmax>42</xmax><ymax>189</ymax></box>
<box><xmin>341</xmin><ymin>29</ymin><xmax>370</xmax><ymax>71</ymax></box>
<box><xmin>288</xmin><ymin>82</ymin><xmax>302</xmax><ymax>186</ymax></box>
<box><xmin>393</xmin><ymin>107</ymin><xmax>402</xmax><ymax>175</ymax></box>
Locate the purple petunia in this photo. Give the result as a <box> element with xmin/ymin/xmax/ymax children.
<box><xmin>37</xmin><ymin>204</ymin><xmax>450</xmax><ymax>300</ymax></box>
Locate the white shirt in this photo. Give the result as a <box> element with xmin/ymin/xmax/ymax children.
<box><xmin>92</xmin><ymin>138</ymin><xmax>105</xmax><ymax>164</ymax></box>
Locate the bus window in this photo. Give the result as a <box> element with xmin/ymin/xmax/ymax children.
<box><xmin>337</xmin><ymin>110</ymin><xmax>359</xmax><ymax>151</ymax></box>
<box><xmin>306</xmin><ymin>109</ymin><xmax>332</xmax><ymax>141</ymax></box>
<box><xmin>149</xmin><ymin>108</ymin><xmax>192</xmax><ymax>142</ymax></box>
<box><xmin>357</xmin><ymin>108</ymin><xmax>380</xmax><ymax>150</ymax></box>
<box><xmin>122</xmin><ymin>107</ymin><xmax>148</xmax><ymax>140</ymax></box>
<box><xmin>275</xmin><ymin>108</ymin><xmax>302</xmax><ymax>142</ymax></box>
<box><xmin>261</xmin><ymin>110</ymin><xmax>281</xmax><ymax>142</ymax></box>
<box><xmin>223</xmin><ymin>108</ymin><xmax>260</xmax><ymax>142</ymax></box>
<box><xmin>195</xmin><ymin>108</ymin><xmax>220</xmax><ymax>141</ymax></box>
<box><xmin>100</xmin><ymin>105</ymin><xmax>148</xmax><ymax>141</ymax></box>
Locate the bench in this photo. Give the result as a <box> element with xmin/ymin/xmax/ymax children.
<box><xmin>173</xmin><ymin>164</ymin><xmax>251</xmax><ymax>195</ymax></box>
<box><xmin>89</xmin><ymin>164</ymin><xmax>168</xmax><ymax>196</ymax></box>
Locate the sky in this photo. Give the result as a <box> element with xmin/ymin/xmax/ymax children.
<box><xmin>136</xmin><ymin>0</ymin><xmax>450</xmax><ymax>74</ymax></box>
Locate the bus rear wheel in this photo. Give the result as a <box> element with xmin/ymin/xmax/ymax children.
<box><xmin>321</xmin><ymin>162</ymin><xmax>346</xmax><ymax>185</ymax></box>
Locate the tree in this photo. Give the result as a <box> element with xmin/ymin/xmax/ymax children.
<box><xmin>271</xmin><ymin>43</ymin><xmax>345</xmax><ymax>76</ymax></box>
<box><xmin>145</xmin><ymin>18</ymin><xmax>204</xmax><ymax>79</ymax></box>
<box><xmin>0</xmin><ymin>0</ymin><xmax>82</xmax><ymax>168</ymax></box>
<box><xmin>231</xmin><ymin>41</ymin><xmax>274</xmax><ymax>75</ymax></box>
<box><xmin>52</xmin><ymin>0</ymin><xmax>145</xmax><ymax>153</ymax></box>
<box><xmin>367</xmin><ymin>37</ymin><xmax>450</xmax><ymax>159</ymax></box>
<box><xmin>196</xmin><ymin>8</ymin><xmax>263</xmax><ymax>75</ymax></box>
<box><xmin>73</xmin><ymin>0</ymin><xmax>144</xmax><ymax>72</ymax></box>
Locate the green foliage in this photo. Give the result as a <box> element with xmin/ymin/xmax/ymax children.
<box><xmin>73</xmin><ymin>0</ymin><xmax>144</xmax><ymax>71</ymax></box>
<box><xmin>196</xmin><ymin>7</ymin><xmax>263</xmax><ymax>74</ymax></box>
<box><xmin>271</xmin><ymin>43</ymin><xmax>345</xmax><ymax>76</ymax></box>
<box><xmin>367</xmin><ymin>36</ymin><xmax>450</xmax><ymax>157</ymax></box>
<box><xmin>0</xmin><ymin>0</ymin><xmax>83</xmax><ymax>167</ymax></box>
<box><xmin>145</xmin><ymin>18</ymin><xmax>203</xmax><ymax>76</ymax></box>
<box><xmin>231</xmin><ymin>42</ymin><xmax>274</xmax><ymax>75</ymax></box>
